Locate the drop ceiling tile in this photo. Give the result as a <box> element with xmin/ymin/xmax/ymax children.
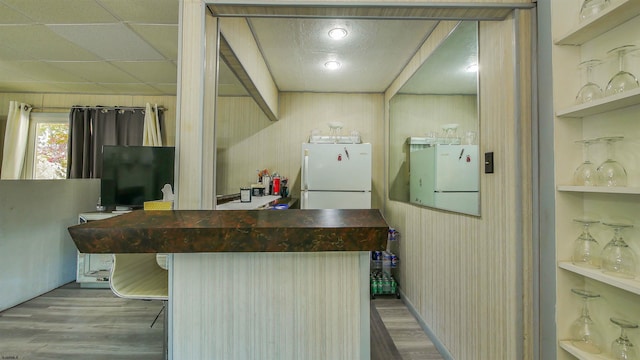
<box><xmin>111</xmin><ymin>61</ymin><xmax>177</xmax><ymax>83</ymax></box>
<box><xmin>0</xmin><ymin>2</ymin><xmax>33</xmax><ymax>23</ymax></box>
<box><xmin>0</xmin><ymin>81</ymin><xmax>68</xmax><ymax>93</ymax></box>
<box><xmin>130</xmin><ymin>24</ymin><xmax>178</xmax><ymax>60</ymax></box>
<box><xmin>0</xmin><ymin>25</ymin><xmax>102</xmax><ymax>61</ymax></box>
<box><xmin>98</xmin><ymin>82</ymin><xmax>165</xmax><ymax>95</ymax></box>
<box><xmin>47</xmin><ymin>61</ymin><xmax>141</xmax><ymax>83</ymax></box>
<box><xmin>0</xmin><ymin>0</ymin><xmax>118</xmax><ymax>24</ymax></box>
<box><xmin>148</xmin><ymin>83</ymin><xmax>177</xmax><ymax>95</ymax></box>
<box><xmin>52</xmin><ymin>82</ymin><xmax>113</xmax><ymax>94</ymax></box>
<box><xmin>47</xmin><ymin>23</ymin><xmax>165</xmax><ymax>61</ymax></box>
<box><xmin>99</xmin><ymin>0</ymin><xmax>178</xmax><ymax>24</ymax></box>
<box><xmin>0</xmin><ymin>62</ymin><xmax>38</xmax><ymax>81</ymax></box>
<box><xmin>0</xmin><ymin>61</ymin><xmax>87</xmax><ymax>82</ymax></box>
<box><xmin>0</xmin><ymin>36</ymin><xmax>37</xmax><ymax>60</ymax></box>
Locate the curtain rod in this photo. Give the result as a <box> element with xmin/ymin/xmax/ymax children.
<box><xmin>30</xmin><ymin>105</ymin><xmax>167</xmax><ymax>112</ymax></box>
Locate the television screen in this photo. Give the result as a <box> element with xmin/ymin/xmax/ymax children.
<box><xmin>101</xmin><ymin>146</ymin><xmax>175</xmax><ymax>209</ymax></box>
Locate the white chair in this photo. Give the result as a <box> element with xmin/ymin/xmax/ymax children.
<box><xmin>110</xmin><ymin>253</ymin><xmax>168</xmax><ymax>358</ymax></box>
<box><xmin>110</xmin><ymin>253</ymin><xmax>168</xmax><ymax>300</ymax></box>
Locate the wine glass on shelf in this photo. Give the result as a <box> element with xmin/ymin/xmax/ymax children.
<box><xmin>610</xmin><ymin>317</ymin><xmax>639</xmax><ymax>360</ymax></box>
<box><xmin>575</xmin><ymin>59</ymin><xmax>603</xmax><ymax>104</ymax></box>
<box><xmin>605</xmin><ymin>45</ymin><xmax>639</xmax><ymax>96</ymax></box>
<box><xmin>573</xmin><ymin>138</ymin><xmax>599</xmax><ymax>186</ymax></box>
<box><xmin>569</xmin><ymin>288</ymin><xmax>604</xmax><ymax>354</ymax></box>
<box><xmin>579</xmin><ymin>0</ymin><xmax>610</xmax><ymax>22</ymax></box>
<box><xmin>597</xmin><ymin>136</ymin><xmax>627</xmax><ymax>187</ymax></box>
<box><xmin>572</xmin><ymin>219</ymin><xmax>601</xmax><ymax>268</ymax></box>
<box><xmin>601</xmin><ymin>222</ymin><xmax>637</xmax><ymax>279</ymax></box>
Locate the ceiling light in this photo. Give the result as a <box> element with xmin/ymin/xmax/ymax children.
<box><xmin>328</xmin><ymin>28</ymin><xmax>347</xmax><ymax>40</ymax></box>
<box><xmin>465</xmin><ymin>63</ymin><xmax>479</xmax><ymax>72</ymax></box>
<box><xmin>324</xmin><ymin>61</ymin><xmax>341</xmax><ymax>70</ymax></box>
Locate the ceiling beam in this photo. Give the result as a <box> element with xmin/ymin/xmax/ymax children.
<box><xmin>208</xmin><ymin>2</ymin><xmax>534</xmax><ymax>20</ymax></box>
<box><xmin>218</xmin><ymin>18</ymin><xmax>279</xmax><ymax>121</ymax></box>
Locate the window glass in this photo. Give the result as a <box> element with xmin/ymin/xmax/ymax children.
<box><xmin>26</xmin><ymin>113</ymin><xmax>69</xmax><ymax>179</ymax></box>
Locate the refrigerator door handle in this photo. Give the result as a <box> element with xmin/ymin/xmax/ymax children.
<box><xmin>302</xmin><ymin>149</ymin><xmax>309</xmax><ymax>190</ymax></box>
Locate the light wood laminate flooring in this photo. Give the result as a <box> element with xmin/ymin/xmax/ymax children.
<box><xmin>0</xmin><ymin>283</ymin><xmax>164</xmax><ymax>360</ymax></box>
<box><xmin>373</xmin><ymin>298</ymin><xmax>444</xmax><ymax>360</ymax></box>
<box><xmin>0</xmin><ymin>283</ymin><xmax>442</xmax><ymax>360</ymax></box>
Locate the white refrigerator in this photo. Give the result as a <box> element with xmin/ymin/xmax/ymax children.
<box><xmin>301</xmin><ymin>143</ymin><xmax>372</xmax><ymax>209</ymax></box>
<box><xmin>409</xmin><ymin>144</ymin><xmax>479</xmax><ymax>214</ymax></box>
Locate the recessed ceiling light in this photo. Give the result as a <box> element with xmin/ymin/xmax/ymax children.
<box><xmin>324</xmin><ymin>61</ymin><xmax>341</xmax><ymax>70</ymax></box>
<box><xmin>328</xmin><ymin>28</ymin><xmax>347</xmax><ymax>40</ymax></box>
<box><xmin>465</xmin><ymin>63</ymin><xmax>479</xmax><ymax>72</ymax></box>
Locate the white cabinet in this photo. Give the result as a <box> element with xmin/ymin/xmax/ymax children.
<box><xmin>551</xmin><ymin>1</ymin><xmax>640</xmax><ymax>359</ymax></box>
<box><xmin>76</xmin><ymin>212</ymin><xmax>121</xmax><ymax>288</ymax></box>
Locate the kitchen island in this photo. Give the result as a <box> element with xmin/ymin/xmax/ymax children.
<box><xmin>68</xmin><ymin>209</ymin><xmax>388</xmax><ymax>360</ymax></box>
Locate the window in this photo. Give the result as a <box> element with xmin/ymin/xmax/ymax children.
<box><xmin>25</xmin><ymin>113</ymin><xmax>69</xmax><ymax>179</ymax></box>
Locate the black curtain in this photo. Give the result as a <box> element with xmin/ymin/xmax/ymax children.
<box><xmin>66</xmin><ymin>107</ymin><xmax>154</xmax><ymax>179</ymax></box>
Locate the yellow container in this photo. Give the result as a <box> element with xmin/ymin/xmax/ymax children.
<box><xmin>144</xmin><ymin>200</ymin><xmax>173</xmax><ymax>210</ymax></box>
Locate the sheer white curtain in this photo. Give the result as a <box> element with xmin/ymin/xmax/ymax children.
<box><xmin>143</xmin><ymin>103</ymin><xmax>162</xmax><ymax>146</ymax></box>
<box><xmin>1</xmin><ymin>101</ymin><xmax>32</xmax><ymax>179</ymax></box>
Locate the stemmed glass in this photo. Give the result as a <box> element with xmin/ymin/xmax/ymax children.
<box><xmin>605</xmin><ymin>45</ymin><xmax>639</xmax><ymax>96</ymax></box>
<box><xmin>441</xmin><ymin>124</ymin><xmax>459</xmax><ymax>144</ymax></box>
<box><xmin>572</xmin><ymin>219</ymin><xmax>601</xmax><ymax>268</ymax></box>
<box><xmin>576</xmin><ymin>59</ymin><xmax>603</xmax><ymax>104</ymax></box>
<box><xmin>580</xmin><ymin>0</ymin><xmax>610</xmax><ymax>22</ymax></box>
<box><xmin>570</xmin><ymin>288</ymin><xmax>604</xmax><ymax>354</ymax></box>
<box><xmin>601</xmin><ymin>223</ymin><xmax>637</xmax><ymax>279</ymax></box>
<box><xmin>610</xmin><ymin>317</ymin><xmax>638</xmax><ymax>360</ymax></box>
<box><xmin>597</xmin><ymin>136</ymin><xmax>627</xmax><ymax>187</ymax></box>
<box><xmin>574</xmin><ymin>139</ymin><xmax>599</xmax><ymax>186</ymax></box>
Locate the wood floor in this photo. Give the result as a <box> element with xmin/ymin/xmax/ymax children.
<box><xmin>373</xmin><ymin>298</ymin><xmax>444</xmax><ymax>360</ymax></box>
<box><xmin>0</xmin><ymin>283</ymin><xmax>443</xmax><ymax>360</ymax></box>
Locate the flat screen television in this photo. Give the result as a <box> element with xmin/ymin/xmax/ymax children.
<box><xmin>100</xmin><ymin>145</ymin><xmax>175</xmax><ymax>209</ymax></box>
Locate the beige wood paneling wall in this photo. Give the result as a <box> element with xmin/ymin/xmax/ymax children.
<box><xmin>215</xmin><ymin>96</ymin><xmax>271</xmax><ymax>194</ymax></box>
<box><xmin>383</xmin><ymin>12</ymin><xmax>533</xmax><ymax>359</ymax></box>
<box><xmin>215</xmin><ymin>92</ymin><xmax>385</xmax><ymax>209</ymax></box>
<box><xmin>516</xmin><ymin>10</ymin><xmax>533</xmax><ymax>358</ymax></box>
<box><xmin>176</xmin><ymin>0</ymin><xmax>219</xmax><ymax>210</ymax></box>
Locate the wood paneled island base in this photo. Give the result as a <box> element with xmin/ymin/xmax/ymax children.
<box><xmin>172</xmin><ymin>251</ymin><xmax>371</xmax><ymax>359</ymax></box>
<box><xmin>68</xmin><ymin>209</ymin><xmax>389</xmax><ymax>360</ymax></box>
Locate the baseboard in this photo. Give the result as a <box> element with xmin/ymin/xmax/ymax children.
<box><xmin>398</xmin><ymin>289</ymin><xmax>455</xmax><ymax>360</ymax></box>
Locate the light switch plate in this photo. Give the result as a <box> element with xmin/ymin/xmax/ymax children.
<box><xmin>485</xmin><ymin>152</ymin><xmax>494</xmax><ymax>174</ymax></box>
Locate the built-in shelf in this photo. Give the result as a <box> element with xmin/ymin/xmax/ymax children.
<box><xmin>552</xmin><ymin>2</ymin><xmax>640</xmax><ymax>359</ymax></box>
<box><xmin>556</xmin><ymin>87</ymin><xmax>640</xmax><ymax>118</ymax></box>
<box><xmin>555</xmin><ymin>0</ymin><xmax>640</xmax><ymax>45</ymax></box>
<box><xmin>557</xmin><ymin>185</ymin><xmax>640</xmax><ymax>195</ymax></box>
<box><xmin>559</xmin><ymin>341</ymin><xmax>610</xmax><ymax>360</ymax></box>
<box><xmin>559</xmin><ymin>262</ymin><xmax>640</xmax><ymax>296</ymax></box>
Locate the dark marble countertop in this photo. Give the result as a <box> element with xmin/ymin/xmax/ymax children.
<box><xmin>68</xmin><ymin>209</ymin><xmax>389</xmax><ymax>254</ymax></box>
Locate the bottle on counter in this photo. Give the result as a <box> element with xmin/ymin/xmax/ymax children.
<box><xmin>272</xmin><ymin>174</ymin><xmax>281</xmax><ymax>195</ymax></box>
<box><xmin>262</xmin><ymin>175</ymin><xmax>271</xmax><ymax>195</ymax></box>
